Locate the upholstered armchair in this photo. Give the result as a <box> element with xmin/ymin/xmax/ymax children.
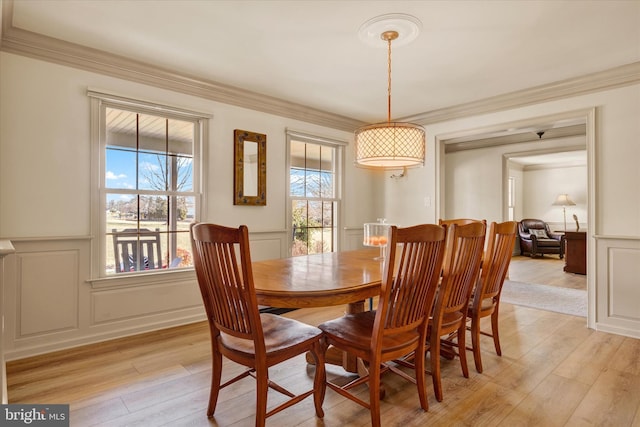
<box><xmin>517</xmin><ymin>219</ymin><xmax>564</xmax><ymax>259</ymax></box>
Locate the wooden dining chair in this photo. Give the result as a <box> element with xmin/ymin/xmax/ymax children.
<box><xmin>467</xmin><ymin>221</ymin><xmax>518</xmax><ymax>373</ymax></box>
<box><xmin>427</xmin><ymin>222</ymin><xmax>486</xmax><ymax>402</ymax></box>
<box><xmin>190</xmin><ymin>223</ymin><xmax>326</xmax><ymax>427</ymax></box>
<box><xmin>438</xmin><ymin>218</ymin><xmax>487</xmax><ymax>227</ymax></box>
<box><xmin>318</xmin><ymin>224</ymin><xmax>447</xmax><ymax>427</ymax></box>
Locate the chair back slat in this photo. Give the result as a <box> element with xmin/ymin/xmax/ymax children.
<box><xmin>374</xmin><ymin>224</ymin><xmax>447</xmax><ymax>344</ymax></box>
<box><xmin>475</xmin><ymin>221</ymin><xmax>518</xmax><ymax>302</ymax></box>
<box><xmin>112</xmin><ymin>228</ymin><xmax>163</xmax><ymax>272</ymax></box>
<box><xmin>190</xmin><ymin>223</ymin><xmax>263</xmax><ymax>343</ymax></box>
<box><xmin>437</xmin><ymin>222</ymin><xmax>486</xmax><ymax>317</ymax></box>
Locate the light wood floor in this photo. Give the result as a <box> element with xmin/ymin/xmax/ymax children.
<box><xmin>508</xmin><ymin>255</ymin><xmax>587</xmax><ymax>290</ymax></box>
<box><xmin>7</xmin><ymin>257</ymin><xmax>638</xmax><ymax>427</ymax></box>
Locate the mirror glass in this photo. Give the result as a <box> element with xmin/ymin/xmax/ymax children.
<box><xmin>243</xmin><ymin>141</ymin><xmax>258</xmax><ymax>197</ymax></box>
<box><xmin>234</xmin><ymin>130</ymin><xmax>266</xmax><ymax>205</ymax></box>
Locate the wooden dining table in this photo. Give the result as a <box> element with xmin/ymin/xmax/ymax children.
<box><xmin>252</xmin><ymin>247</ymin><xmax>385</xmax><ymax>373</ymax></box>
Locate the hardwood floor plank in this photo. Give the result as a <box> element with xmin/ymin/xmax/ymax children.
<box><xmin>609</xmin><ymin>337</ymin><xmax>640</xmax><ymax>376</ymax></box>
<box><xmin>566</xmin><ymin>369</ymin><xmax>640</xmax><ymax>426</ymax></box>
<box><xmin>499</xmin><ymin>373</ymin><xmax>590</xmax><ymax>427</ymax></box>
<box><xmin>70</xmin><ymin>397</ymin><xmax>130</xmax><ymax>427</ymax></box>
<box><xmin>553</xmin><ymin>331</ymin><xmax>626</xmax><ymax>385</ymax></box>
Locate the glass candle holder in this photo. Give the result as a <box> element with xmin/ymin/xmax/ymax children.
<box><xmin>363</xmin><ymin>219</ymin><xmax>392</xmax><ymax>260</ymax></box>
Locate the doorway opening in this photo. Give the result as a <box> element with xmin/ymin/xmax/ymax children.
<box><xmin>436</xmin><ymin>108</ymin><xmax>595</xmax><ymax>326</ymax></box>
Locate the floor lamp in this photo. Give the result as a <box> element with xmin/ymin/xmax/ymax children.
<box><xmin>552</xmin><ymin>194</ymin><xmax>576</xmax><ymax>231</ymax></box>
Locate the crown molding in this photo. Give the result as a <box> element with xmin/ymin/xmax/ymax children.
<box><xmin>402</xmin><ymin>61</ymin><xmax>640</xmax><ymax>125</ymax></box>
<box><xmin>0</xmin><ymin>0</ymin><xmax>363</xmax><ymax>132</ymax></box>
<box><xmin>2</xmin><ymin>0</ymin><xmax>639</xmax><ymax>131</ymax></box>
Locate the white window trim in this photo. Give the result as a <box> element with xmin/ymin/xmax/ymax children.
<box><xmin>87</xmin><ymin>89</ymin><xmax>210</xmax><ymax>288</ymax></box>
<box><xmin>285</xmin><ymin>128</ymin><xmax>346</xmax><ymax>255</ymax></box>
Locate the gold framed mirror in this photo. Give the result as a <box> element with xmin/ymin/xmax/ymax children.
<box><xmin>234</xmin><ymin>129</ymin><xmax>266</xmax><ymax>205</ymax></box>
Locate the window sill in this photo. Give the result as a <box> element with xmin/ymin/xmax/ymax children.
<box><xmin>87</xmin><ymin>268</ymin><xmax>196</xmax><ymax>290</ymax></box>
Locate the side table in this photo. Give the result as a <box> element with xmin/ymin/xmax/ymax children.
<box><xmin>564</xmin><ymin>231</ymin><xmax>586</xmax><ymax>274</ymax></box>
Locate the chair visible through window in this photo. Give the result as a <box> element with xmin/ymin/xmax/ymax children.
<box><xmin>112</xmin><ymin>228</ymin><xmax>163</xmax><ymax>273</ymax></box>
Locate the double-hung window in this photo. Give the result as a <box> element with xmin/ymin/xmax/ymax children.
<box><xmin>287</xmin><ymin>130</ymin><xmax>344</xmax><ymax>256</ymax></box>
<box><xmin>89</xmin><ymin>91</ymin><xmax>208</xmax><ymax>278</ymax></box>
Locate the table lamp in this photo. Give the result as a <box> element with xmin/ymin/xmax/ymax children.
<box><xmin>552</xmin><ymin>194</ymin><xmax>576</xmax><ymax>231</ymax></box>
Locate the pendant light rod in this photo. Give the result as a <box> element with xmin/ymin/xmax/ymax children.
<box><xmin>382</xmin><ymin>30</ymin><xmax>399</xmax><ymax>123</ymax></box>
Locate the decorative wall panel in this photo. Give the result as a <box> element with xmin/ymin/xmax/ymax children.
<box><xmin>18</xmin><ymin>250</ymin><xmax>79</xmax><ymax>337</ymax></box>
<box><xmin>92</xmin><ymin>281</ymin><xmax>201</xmax><ymax>324</ymax></box>
<box><xmin>596</xmin><ymin>236</ymin><xmax>640</xmax><ymax>338</ymax></box>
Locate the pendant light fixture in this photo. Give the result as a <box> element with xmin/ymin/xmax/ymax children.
<box><xmin>355</xmin><ymin>14</ymin><xmax>426</xmax><ymax>169</ymax></box>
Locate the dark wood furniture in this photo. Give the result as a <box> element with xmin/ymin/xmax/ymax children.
<box><xmin>318</xmin><ymin>224</ymin><xmax>447</xmax><ymax>427</ymax></box>
<box><xmin>564</xmin><ymin>231</ymin><xmax>587</xmax><ymax>274</ymax></box>
<box><xmin>190</xmin><ymin>223</ymin><xmax>325</xmax><ymax>425</ymax></box>
<box><xmin>517</xmin><ymin>219</ymin><xmax>565</xmax><ymax>258</ymax></box>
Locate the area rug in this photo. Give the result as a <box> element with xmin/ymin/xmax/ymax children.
<box><xmin>501</xmin><ymin>280</ymin><xmax>587</xmax><ymax>317</ymax></box>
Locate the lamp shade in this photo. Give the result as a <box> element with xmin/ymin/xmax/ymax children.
<box><xmin>552</xmin><ymin>194</ymin><xmax>576</xmax><ymax>206</ymax></box>
<box><xmin>355</xmin><ymin>122</ymin><xmax>425</xmax><ymax>168</ymax></box>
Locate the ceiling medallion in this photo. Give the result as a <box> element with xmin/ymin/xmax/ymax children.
<box><xmin>358</xmin><ymin>13</ymin><xmax>422</xmax><ymax>48</ymax></box>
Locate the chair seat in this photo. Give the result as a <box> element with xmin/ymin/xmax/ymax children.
<box><xmin>536</xmin><ymin>238</ymin><xmax>560</xmax><ymax>247</ymax></box>
<box><xmin>221</xmin><ymin>313</ymin><xmax>322</xmax><ymax>356</ymax></box>
<box><xmin>439</xmin><ymin>311</ymin><xmax>465</xmax><ymax>330</ymax></box>
<box><xmin>320</xmin><ymin>311</ymin><xmax>421</xmax><ymax>356</ymax></box>
<box><xmin>480</xmin><ymin>297</ymin><xmax>495</xmax><ymax>310</ymax></box>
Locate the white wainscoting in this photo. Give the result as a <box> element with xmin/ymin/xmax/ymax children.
<box><xmin>2</xmin><ymin>230</ymin><xmax>290</xmax><ymax>360</ymax></box>
<box><xmin>343</xmin><ymin>226</ymin><xmax>365</xmax><ymax>251</ymax></box>
<box><xmin>595</xmin><ymin>235</ymin><xmax>640</xmax><ymax>338</ymax></box>
<box><xmin>248</xmin><ymin>230</ymin><xmax>289</xmax><ymax>261</ymax></box>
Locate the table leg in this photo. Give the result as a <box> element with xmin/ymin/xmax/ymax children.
<box><xmin>341</xmin><ymin>300</ymin><xmax>365</xmax><ymax>372</ymax></box>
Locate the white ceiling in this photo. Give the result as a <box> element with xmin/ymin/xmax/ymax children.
<box><xmin>7</xmin><ymin>0</ymin><xmax>640</xmax><ymax>123</ymax></box>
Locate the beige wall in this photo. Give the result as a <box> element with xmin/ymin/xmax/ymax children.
<box><xmin>522</xmin><ymin>164</ymin><xmax>588</xmax><ymax>230</ymax></box>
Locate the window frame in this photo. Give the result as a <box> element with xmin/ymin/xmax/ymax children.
<box><xmin>286</xmin><ymin>129</ymin><xmax>345</xmax><ymax>256</ymax></box>
<box><xmin>88</xmin><ymin>90</ymin><xmax>209</xmax><ymax>287</ymax></box>
<box><xmin>507</xmin><ymin>176</ymin><xmax>516</xmax><ymax>221</ymax></box>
